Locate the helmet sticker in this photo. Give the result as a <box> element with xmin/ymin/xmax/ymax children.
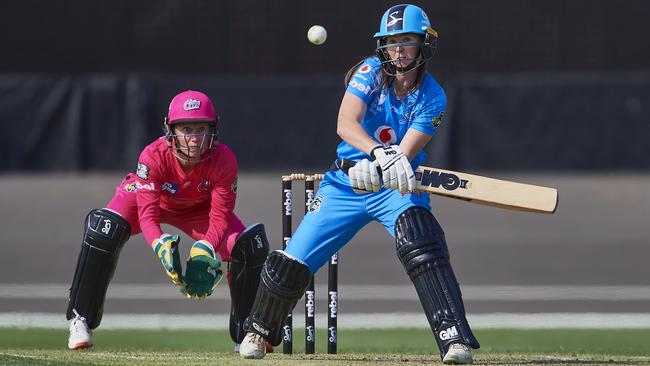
<box><xmin>183</xmin><ymin>98</ymin><xmax>201</xmax><ymax>111</ymax></box>
<box><xmin>386</xmin><ymin>5</ymin><xmax>407</xmax><ymax>32</ymax></box>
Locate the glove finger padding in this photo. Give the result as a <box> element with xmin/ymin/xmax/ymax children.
<box><xmin>348</xmin><ymin>158</ymin><xmax>382</xmax><ymax>193</ymax></box>
<box><xmin>153</xmin><ymin>234</ymin><xmax>184</xmax><ymax>286</ymax></box>
<box><xmin>182</xmin><ymin>241</ymin><xmax>223</xmax><ymax>299</ymax></box>
<box><xmin>348</xmin><ymin>164</ymin><xmax>362</xmax><ymax>190</ymax></box>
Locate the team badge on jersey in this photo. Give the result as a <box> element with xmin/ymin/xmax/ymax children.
<box><xmin>136</xmin><ymin>163</ymin><xmax>149</xmax><ymax>180</ymax></box>
<box><xmin>308</xmin><ymin>195</ymin><xmax>324</xmax><ymax>213</ymax></box>
<box><xmin>197</xmin><ymin>180</ymin><xmax>212</xmax><ymax>192</ymax></box>
<box><xmin>432</xmin><ymin>112</ymin><xmax>445</xmax><ymax>127</ymax></box>
<box><xmin>374</xmin><ymin>126</ymin><xmax>397</xmax><ymax>145</ymax></box>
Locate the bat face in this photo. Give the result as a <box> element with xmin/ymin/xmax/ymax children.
<box><xmin>414</xmin><ymin>166</ymin><xmax>558</xmax><ymax>214</ymax></box>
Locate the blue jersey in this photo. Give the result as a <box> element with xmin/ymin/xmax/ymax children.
<box><xmin>284</xmin><ymin>57</ymin><xmax>445</xmax><ymax>272</ymax></box>
<box><xmin>336</xmin><ymin>56</ymin><xmax>446</xmax><ymax>169</ymax></box>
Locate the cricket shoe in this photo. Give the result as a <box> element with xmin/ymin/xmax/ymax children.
<box><xmin>68</xmin><ymin>310</ymin><xmax>93</xmax><ymax>350</ymax></box>
<box><xmin>239</xmin><ymin>332</ymin><xmax>268</xmax><ymax>359</ymax></box>
<box><xmin>443</xmin><ymin>343</ymin><xmax>473</xmax><ymax>364</ymax></box>
<box><xmin>234</xmin><ymin>342</ymin><xmax>274</xmax><ymax>353</ymax></box>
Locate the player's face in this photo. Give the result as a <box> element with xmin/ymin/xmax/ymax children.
<box><xmin>384</xmin><ymin>33</ymin><xmax>420</xmax><ymax>68</ymax></box>
<box><xmin>173</xmin><ymin>122</ymin><xmax>212</xmax><ymax>157</ymax></box>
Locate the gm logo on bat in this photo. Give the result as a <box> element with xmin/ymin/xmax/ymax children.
<box><xmin>416</xmin><ymin>169</ymin><xmax>469</xmax><ymax>191</ymax></box>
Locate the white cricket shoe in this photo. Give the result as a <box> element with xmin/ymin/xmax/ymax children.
<box><xmin>443</xmin><ymin>343</ymin><xmax>473</xmax><ymax>364</ymax></box>
<box><xmin>239</xmin><ymin>332</ymin><xmax>267</xmax><ymax>359</ymax></box>
<box><xmin>68</xmin><ymin>310</ymin><xmax>93</xmax><ymax>350</ymax></box>
<box><xmin>235</xmin><ymin>342</ymin><xmax>274</xmax><ymax>353</ymax></box>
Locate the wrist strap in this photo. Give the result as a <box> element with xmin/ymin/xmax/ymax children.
<box><xmin>370</xmin><ymin>145</ymin><xmax>383</xmax><ymax>160</ymax></box>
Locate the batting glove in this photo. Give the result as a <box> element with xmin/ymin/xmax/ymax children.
<box><xmin>180</xmin><ymin>240</ymin><xmax>223</xmax><ymax>300</ymax></box>
<box><xmin>348</xmin><ymin>158</ymin><xmax>382</xmax><ymax>193</ymax></box>
<box><xmin>152</xmin><ymin>234</ymin><xmax>184</xmax><ymax>286</ymax></box>
<box><xmin>371</xmin><ymin>145</ymin><xmax>415</xmax><ymax>194</ymax></box>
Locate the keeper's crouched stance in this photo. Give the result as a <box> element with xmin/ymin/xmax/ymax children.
<box><xmin>66</xmin><ymin>90</ymin><xmax>271</xmax><ymax>351</ymax></box>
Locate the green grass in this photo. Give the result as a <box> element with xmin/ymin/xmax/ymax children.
<box><xmin>1</xmin><ymin>328</ymin><xmax>649</xmax><ymax>365</ymax></box>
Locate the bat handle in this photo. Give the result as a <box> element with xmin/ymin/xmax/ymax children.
<box><xmin>336</xmin><ymin>158</ymin><xmax>382</xmax><ymax>176</ymax></box>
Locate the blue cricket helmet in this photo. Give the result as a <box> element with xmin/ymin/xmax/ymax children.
<box><xmin>373</xmin><ymin>4</ymin><xmax>438</xmax><ymax>75</ymax></box>
<box><xmin>374</xmin><ymin>4</ymin><xmax>432</xmax><ymax>38</ymax></box>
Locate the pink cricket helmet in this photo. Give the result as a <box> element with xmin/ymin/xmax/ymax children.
<box><xmin>166</xmin><ymin>90</ymin><xmax>217</xmax><ymax>125</ymax></box>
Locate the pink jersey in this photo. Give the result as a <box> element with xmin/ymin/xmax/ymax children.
<box><xmin>127</xmin><ymin>137</ymin><xmax>238</xmax><ymax>250</ymax></box>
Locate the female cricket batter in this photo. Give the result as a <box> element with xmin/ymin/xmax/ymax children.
<box><xmin>239</xmin><ymin>4</ymin><xmax>479</xmax><ymax>364</ymax></box>
<box><xmin>66</xmin><ymin>90</ymin><xmax>270</xmax><ymax>352</ymax></box>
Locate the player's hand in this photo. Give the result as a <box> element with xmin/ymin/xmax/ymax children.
<box><xmin>348</xmin><ymin>158</ymin><xmax>382</xmax><ymax>193</ymax></box>
<box><xmin>371</xmin><ymin>145</ymin><xmax>415</xmax><ymax>194</ymax></box>
<box><xmin>180</xmin><ymin>240</ymin><xmax>223</xmax><ymax>300</ymax></box>
<box><xmin>152</xmin><ymin>234</ymin><xmax>184</xmax><ymax>286</ymax></box>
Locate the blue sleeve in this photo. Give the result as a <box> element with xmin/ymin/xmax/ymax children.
<box><xmin>410</xmin><ymin>87</ymin><xmax>446</xmax><ymax>136</ymax></box>
<box><xmin>345</xmin><ymin>60</ymin><xmax>381</xmax><ymax>104</ymax></box>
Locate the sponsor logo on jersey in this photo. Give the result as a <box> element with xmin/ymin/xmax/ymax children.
<box><xmin>162</xmin><ymin>182</ymin><xmax>179</xmax><ymax>194</ymax></box>
<box><xmin>183</xmin><ymin>98</ymin><xmax>201</xmax><ymax>111</ymax></box>
<box><xmin>349</xmin><ymin>79</ymin><xmax>371</xmax><ymax>95</ymax></box>
<box><xmin>358</xmin><ymin>64</ymin><xmax>372</xmax><ymax>74</ymax></box>
<box><xmin>135</xmin><ymin>181</ymin><xmax>155</xmax><ymax>190</ymax></box>
<box><xmin>136</xmin><ymin>163</ymin><xmax>149</xmax><ymax>180</ymax></box>
<box><xmin>374</xmin><ymin>126</ymin><xmax>397</xmax><ymax>145</ymax></box>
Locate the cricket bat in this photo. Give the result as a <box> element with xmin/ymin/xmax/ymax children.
<box><xmin>412</xmin><ymin>166</ymin><xmax>558</xmax><ymax>214</ymax></box>
<box><xmin>339</xmin><ymin>159</ymin><xmax>558</xmax><ymax>214</ymax></box>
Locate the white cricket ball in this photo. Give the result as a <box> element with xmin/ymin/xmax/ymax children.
<box><xmin>307</xmin><ymin>25</ymin><xmax>327</xmax><ymax>45</ymax></box>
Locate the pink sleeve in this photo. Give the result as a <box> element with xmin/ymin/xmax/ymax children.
<box><xmin>134</xmin><ymin>149</ymin><xmax>164</xmax><ymax>246</ymax></box>
<box><xmin>204</xmin><ymin>149</ymin><xmax>238</xmax><ymax>250</ymax></box>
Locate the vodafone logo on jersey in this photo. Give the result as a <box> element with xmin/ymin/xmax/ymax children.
<box><xmin>374</xmin><ymin>126</ymin><xmax>397</xmax><ymax>145</ymax></box>
<box><xmin>358</xmin><ymin>64</ymin><xmax>372</xmax><ymax>74</ymax></box>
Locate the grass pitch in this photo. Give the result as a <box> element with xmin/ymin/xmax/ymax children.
<box><xmin>1</xmin><ymin>328</ymin><xmax>649</xmax><ymax>365</ymax></box>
